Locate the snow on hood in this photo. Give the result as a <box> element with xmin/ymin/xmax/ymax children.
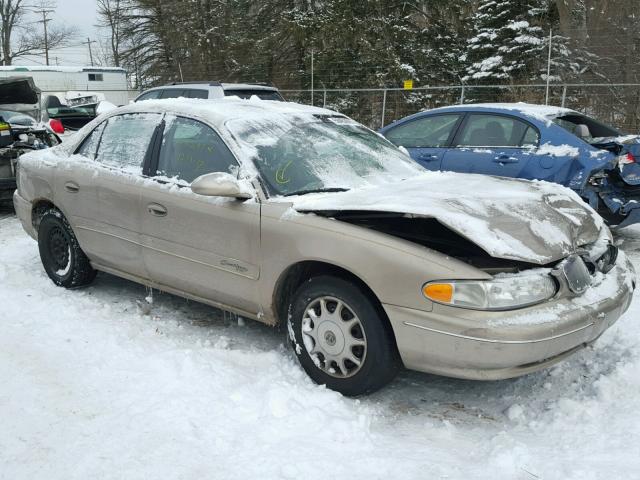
<box><xmin>284</xmin><ymin>172</ymin><xmax>607</xmax><ymax>265</ymax></box>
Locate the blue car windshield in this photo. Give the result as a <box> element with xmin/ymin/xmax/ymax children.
<box><xmin>227</xmin><ymin>114</ymin><xmax>423</xmax><ymax>196</ymax></box>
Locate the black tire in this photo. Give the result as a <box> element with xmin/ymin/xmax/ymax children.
<box><xmin>287</xmin><ymin>275</ymin><xmax>400</xmax><ymax>396</ymax></box>
<box><xmin>38</xmin><ymin>208</ymin><xmax>96</xmax><ymax>288</ymax></box>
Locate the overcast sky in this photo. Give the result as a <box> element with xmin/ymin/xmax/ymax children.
<box><xmin>22</xmin><ymin>0</ymin><xmax>102</xmax><ymax>68</ymax></box>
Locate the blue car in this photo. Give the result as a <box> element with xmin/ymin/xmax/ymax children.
<box><xmin>380</xmin><ymin>103</ymin><xmax>640</xmax><ymax>227</ymax></box>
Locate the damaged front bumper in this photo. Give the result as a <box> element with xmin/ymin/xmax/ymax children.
<box><xmin>384</xmin><ymin>253</ymin><xmax>636</xmax><ymax>380</ymax></box>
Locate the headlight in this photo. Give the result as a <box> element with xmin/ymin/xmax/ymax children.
<box><xmin>423</xmin><ymin>272</ymin><xmax>557</xmax><ymax>311</ymax></box>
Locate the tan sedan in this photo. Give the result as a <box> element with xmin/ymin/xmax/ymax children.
<box><xmin>13</xmin><ymin>99</ymin><xmax>636</xmax><ymax>395</ymax></box>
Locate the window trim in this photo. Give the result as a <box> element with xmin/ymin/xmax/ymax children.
<box><xmin>450</xmin><ymin>112</ymin><xmax>541</xmax><ymax>149</ymax></box>
<box><xmin>148</xmin><ymin>114</ymin><xmax>242</xmax><ymax>185</ymax></box>
<box><xmin>385</xmin><ymin>113</ymin><xmax>464</xmax><ymax>149</ymax></box>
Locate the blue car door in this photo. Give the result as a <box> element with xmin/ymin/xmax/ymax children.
<box><xmin>383</xmin><ymin>113</ymin><xmax>463</xmax><ymax>170</ymax></box>
<box><xmin>441</xmin><ymin>113</ymin><xmax>540</xmax><ymax>177</ymax></box>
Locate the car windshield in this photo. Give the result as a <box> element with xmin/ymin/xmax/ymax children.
<box><xmin>552</xmin><ymin>113</ymin><xmax>620</xmax><ymax>142</ymax></box>
<box><xmin>0</xmin><ymin>109</ymin><xmax>34</xmax><ymax>126</ymax></box>
<box><xmin>47</xmin><ymin>106</ymin><xmax>94</xmax><ymax>118</ymax></box>
<box><xmin>227</xmin><ymin>114</ymin><xmax>423</xmax><ymax>196</ymax></box>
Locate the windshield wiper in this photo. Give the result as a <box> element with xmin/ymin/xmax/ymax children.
<box><xmin>283</xmin><ymin>187</ymin><xmax>350</xmax><ymax>197</ymax></box>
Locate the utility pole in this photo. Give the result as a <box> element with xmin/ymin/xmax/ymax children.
<box><xmin>35</xmin><ymin>8</ymin><xmax>55</xmax><ymax>66</ymax></box>
<box><xmin>83</xmin><ymin>37</ymin><xmax>97</xmax><ymax>66</ymax></box>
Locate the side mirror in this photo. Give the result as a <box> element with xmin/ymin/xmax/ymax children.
<box><xmin>190</xmin><ymin>172</ymin><xmax>252</xmax><ymax>199</ymax></box>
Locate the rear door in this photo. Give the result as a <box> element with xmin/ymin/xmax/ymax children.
<box><xmin>88</xmin><ymin>112</ymin><xmax>163</xmax><ymax>278</ymax></box>
<box><xmin>383</xmin><ymin>114</ymin><xmax>462</xmax><ymax>170</ymax></box>
<box><xmin>442</xmin><ymin>113</ymin><xmax>540</xmax><ymax>177</ymax></box>
<box><xmin>139</xmin><ymin>115</ymin><xmax>261</xmax><ymax>314</ymax></box>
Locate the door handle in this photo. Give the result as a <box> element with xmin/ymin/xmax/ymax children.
<box><xmin>64</xmin><ymin>181</ymin><xmax>80</xmax><ymax>193</ymax></box>
<box><xmin>493</xmin><ymin>155</ymin><xmax>519</xmax><ymax>164</ymax></box>
<box><xmin>417</xmin><ymin>153</ymin><xmax>439</xmax><ymax>162</ymax></box>
<box><xmin>147</xmin><ymin>203</ymin><xmax>167</xmax><ymax>217</ymax></box>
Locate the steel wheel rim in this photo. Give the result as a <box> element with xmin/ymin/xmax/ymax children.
<box><xmin>49</xmin><ymin>226</ymin><xmax>70</xmax><ymax>273</ymax></box>
<box><xmin>301</xmin><ymin>295</ymin><xmax>367</xmax><ymax>378</ymax></box>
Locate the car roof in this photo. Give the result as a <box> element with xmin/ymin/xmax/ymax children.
<box><xmin>383</xmin><ymin>102</ymin><xmax>579</xmax><ymax>130</ymax></box>
<box><xmin>144</xmin><ymin>82</ymin><xmax>279</xmax><ymax>92</ymax></box>
<box><xmin>108</xmin><ymin>97</ymin><xmax>338</xmax><ymax>128</ymax></box>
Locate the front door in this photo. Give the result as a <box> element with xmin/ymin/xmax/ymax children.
<box><xmin>138</xmin><ymin>115</ymin><xmax>261</xmax><ymax>315</ymax></box>
<box><xmin>442</xmin><ymin>113</ymin><xmax>540</xmax><ymax>178</ymax></box>
<box><xmin>383</xmin><ymin>113</ymin><xmax>462</xmax><ymax>170</ymax></box>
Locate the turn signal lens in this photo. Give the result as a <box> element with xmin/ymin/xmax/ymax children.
<box><xmin>423</xmin><ymin>283</ymin><xmax>453</xmax><ymax>303</ymax></box>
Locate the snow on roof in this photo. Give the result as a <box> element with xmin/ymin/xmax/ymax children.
<box><xmin>431</xmin><ymin>102</ymin><xmax>576</xmax><ymax>123</ymax></box>
<box><xmin>0</xmin><ymin>65</ymin><xmax>126</xmax><ymax>73</ymax></box>
<box><xmin>418</xmin><ymin>102</ymin><xmax>582</xmax><ymax>128</ymax></box>
<box><xmin>118</xmin><ymin>97</ymin><xmax>338</xmax><ymax>126</ymax></box>
<box><xmin>221</xmin><ymin>83</ymin><xmax>279</xmax><ymax>91</ymax></box>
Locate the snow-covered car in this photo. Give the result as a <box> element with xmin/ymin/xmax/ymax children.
<box><xmin>381</xmin><ymin>103</ymin><xmax>640</xmax><ymax>228</ymax></box>
<box><xmin>13</xmin><ymin>99</ymin><xmax>636</xmax><ymax>395</ymax></box>
<box><xmin>0</xmin><ymin>78</ymin><xmax>61</xmax><ymax>204</ymax></box>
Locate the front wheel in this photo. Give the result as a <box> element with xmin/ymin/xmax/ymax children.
<box><xmin>38</xmin><ymin>209</ymin><xmax>96</xmax><ymax>288</ymax></box>
<box><xmin>287</xmin><ymin>276</ymin><xmax>400</xmax><ymax>396</ymax></box>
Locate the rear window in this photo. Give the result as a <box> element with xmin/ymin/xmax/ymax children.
<box><xmin>224</xmin><ymin>89</ymin><xmax>283</xmax><ymax>101</ymax></box>
<box><xmin>553</xmin><ymin>114</ymin><xmax>619</xmax><ymax>140</ymax></box>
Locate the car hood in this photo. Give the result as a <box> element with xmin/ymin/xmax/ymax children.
<box><xmin>0</xmin><ymin>77</ymin><xmax>40</xmax><ymax>116</ymax></box>
<box><xmin>284</xmin><ymin>172</ymin><xmax>606</xmax><ymax>265</ymax></box>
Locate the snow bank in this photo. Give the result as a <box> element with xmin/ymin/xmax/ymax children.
<box><xmin>1</xmin><ymin>217</ymin><xmax>640</xmax><ymax>478</ymax></box>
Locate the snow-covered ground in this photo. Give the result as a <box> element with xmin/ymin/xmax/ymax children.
<box><xmin>1</xmin><ymin>208</ymin><xmax>639</xmax><ymax>480</ymax></box>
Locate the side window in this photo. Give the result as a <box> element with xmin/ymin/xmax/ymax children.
<box><xmin>158</xmin><ymin>89</ymin><xmax>186</xmax><ymax>99</ymax></box>
<box><xmin>96</xmin><ymin>113</ymin><xmax>161</xmax><ymax>173</ymax></box>
<box><xmin>184</xmin><ymin>89</ymin><xmax>209</xmax><ymax>99</ymax></box>
<box><xmin>456</xmin><ymin>114</ymin><xmax>538</xmax><ymax>147</ymax></box>
<box><xmin>156</xmin><ymin>116</ymin><xmax>237</xmax><ymax>183</ymax></box>
<box><xmin>522</xmin><ymin>126</ymin><xmax>540</xmax><ymax>147</ymax></box>
<box><xmin>137</xmin><ymin>90</ymin><xmax>162</xmax><ymax>101</ymax></box>
<box><xmin>385</xmin><ymin>114</ymin><xmax>460</xmax><ymax>148</ymax></box>
<box><xmin>76</xmin><ymin>122</ymin><xmax>106</xmax><ymax>160</ymax></box>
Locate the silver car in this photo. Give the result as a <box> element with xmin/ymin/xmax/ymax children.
<box><xmin>13</xmin><ymin>99</ymin><xmax>636</xmax><ymax>395</ymax></box>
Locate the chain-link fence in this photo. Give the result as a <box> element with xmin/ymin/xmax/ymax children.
<box><xmin>282</xmin><ymin>84</ymin><xmax>640</xmax><ymax>133</ymax></box>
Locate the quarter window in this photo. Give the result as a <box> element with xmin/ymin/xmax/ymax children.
<box><xmin>456</xmin><ymin>114</ymin><xmax>539</xmax><ymax>147</ymax></box>
<box><xmin>156</xmin><ymin>116</ymin><xmax>237</xmax><ymax>183</ymax></box>
<box><xmin>385</xmin><ymin>114</ymin><xmax>460</xmax><ymax>148</ymax></box>
<box><xmin>96</xmin><ymin>113</ymin><xmax>162</xmax><ymax>173</ymax></box>
<box><xmin>76</xmin><ymin>122</ymin><xmax>106</xmax><ymax>160</ymax></box>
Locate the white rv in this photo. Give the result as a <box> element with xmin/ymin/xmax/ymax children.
<box><xmin>0</xmin><ymin>66</ymin><xmax>132</xmax><ymax>106</ymax></box>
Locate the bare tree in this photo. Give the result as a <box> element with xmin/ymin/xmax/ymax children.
<box><xmin>97</xmin><ymin>0</ymin><xmax>124</xmax><ymax>67</ymax></box>
<box><xmin>0</xmin><ymin>0</ymin><xmax>25</xmax><ymax>65</ymax></box>
<box><xmin>0</xmin><ymin>0</ymin><xmax>77</xmax><ymax>65</ymax></box>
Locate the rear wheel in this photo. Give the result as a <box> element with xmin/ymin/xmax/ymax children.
<box><xmin>38</xmin><ymin>209</ymin><xmax>96</xmax><ymax>288</ymax></box>
<box><xmin>287</xmin><ymin>276</ymin><xmax>399</xmax><ymax>396</ymax></box>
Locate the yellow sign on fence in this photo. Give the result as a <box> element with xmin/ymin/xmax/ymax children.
<box><xmin>403</xmin><ymin>80</ymin><xmax>414</xmax><ymax>90</ymax></box>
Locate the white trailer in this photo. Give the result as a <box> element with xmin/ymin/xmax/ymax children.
<box><xmin>0</xmin><ymin>66</ymin><xmax>132</xmax><ymax>106</ymax></box>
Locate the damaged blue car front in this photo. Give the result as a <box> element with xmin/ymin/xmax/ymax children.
<box><xmin>380</xmin><ymin>103</ymin><xmax>640</xmax><ymax>228</ymax></box>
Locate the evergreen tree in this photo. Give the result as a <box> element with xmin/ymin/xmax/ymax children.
<box><xmin>463</xmin><ymin>0</ymin><xmax>551</xmax><ymax>83</ymax></box>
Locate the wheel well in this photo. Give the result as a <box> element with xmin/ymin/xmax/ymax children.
<box><xmin>273</xmin><ymin>261</ymin><xmax>398</xmax><ymax>347</ymax></box>
<box><xmin>31</xmin><ymin>199</ymin><xmax>56</xmax><ymax>231</ymax></box>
